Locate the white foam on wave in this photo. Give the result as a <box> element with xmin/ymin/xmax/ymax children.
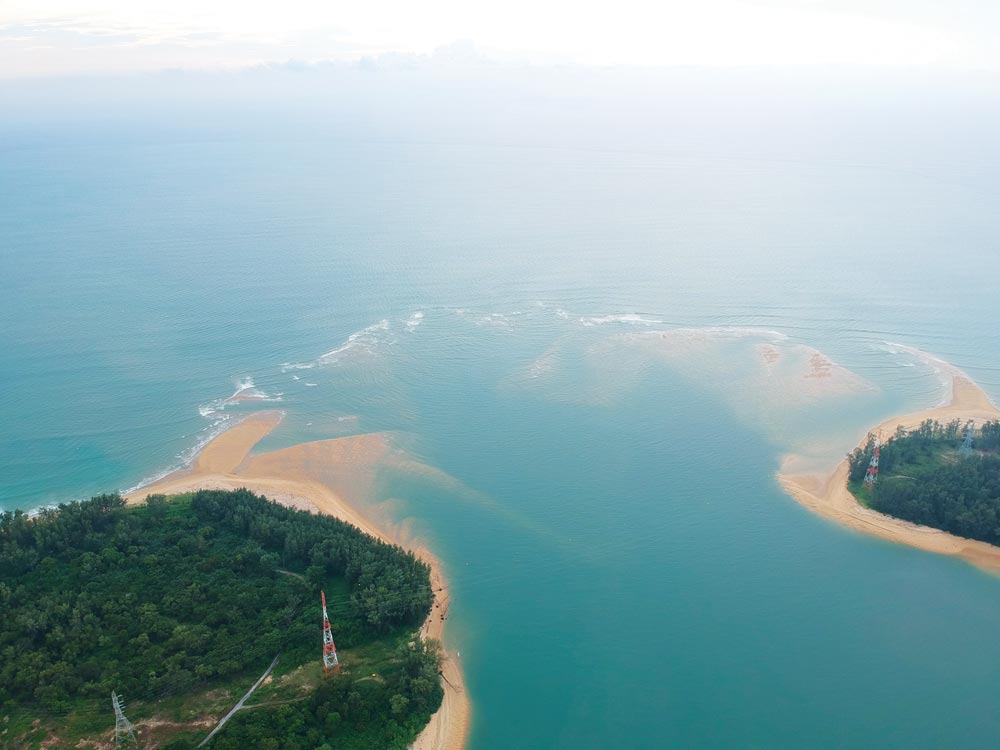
<box><xmin>318</xmin><ymin>320</ymin><xmax>391</xmax><ymax>364</ymax></box>
<box><xmin>128</xmin><ymin>369</ymin><xmax>292</xmax><ymax>500</ymax></box>
<box><xmin>197</xmin><ymin>376</ymin><xmax>283</xmax><ymax>421</ymax></box>
<box><xmin>228</xmin><ymin>379</ymin><xmax>281</xmax><ymax>402</ymax></box>
<box><xmin>124</xmin><ymin>413</ymin><xmax>236</xmax><ymax>495</ymax></box>
<box><xmin>279</xmin><ymin>320</ymin><xmax>393</xmax><ymax>371</ymax></box>
<box><xmin>197</xmin><ymin>398</ymin><xmax>223</xmax><ymax>419</ymax></box>
<box><xmin>580</xmin><ymin>313</ymin><xmax>664</xmax><ymax>327</ymax></box>
<box><xmin>223</xmin><ymin>377</ymin><xmax>281</xmax><ymax>403</ymax></box>
<box><xmin>177</xmin><ymin>416</ymin><xmax>235</xmax><ymax>466</ymax></box>
<box><xmin>232</xmin><ymin>376</ymin><xmax>255</xmax><ymax>394</ymax></box>
<box><xmin>405</xmin><ymin>311</ymin><xmax>425</xmax><ymax>331</ymax></box>
<box><xmin>575</xmin><ymin>314</ymin><xmax>791</xmax><ymax>343</ymax></box>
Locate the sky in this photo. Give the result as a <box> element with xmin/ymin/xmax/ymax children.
<box><xmin>2</xmin><ymin>0</ymin><xmax>1000</xmax><ymax>78</ymax></box>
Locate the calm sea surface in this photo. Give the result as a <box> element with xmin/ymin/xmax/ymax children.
<box><xmin>3</xmin><ymin>87</ymin><xmax>1000</xmax><ymax>747</ymax></box>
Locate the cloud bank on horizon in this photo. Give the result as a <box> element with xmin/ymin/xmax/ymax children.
<box><xmin>2</xmin><ymin>0</ymin><xmax>999</xmax><ymax>78</ymax></box>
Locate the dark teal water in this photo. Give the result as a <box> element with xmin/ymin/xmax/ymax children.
<box><xmin>3</xmin><ymin>90</ymin><xmax>1000</xmax><ymax>747</ymax></box>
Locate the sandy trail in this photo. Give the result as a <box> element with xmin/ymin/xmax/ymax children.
<box><xmin>778</xmin><ymin>375</ymin><xmax>1000</xmax><ymax>573</ymax></box>
<box><xmin>126</xmin><ymin>411</ymin><xmax>469</xmax><ymax>750</ymax></box>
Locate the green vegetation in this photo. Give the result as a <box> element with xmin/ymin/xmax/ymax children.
<box><xmin>848</xmin><ymin>419</ymin><xmax>1000</xmax><ymax>543</ymax></box>
<box><xmin>209</xmin><ymin>637</ymin><xmax>443</xmax><ymax>750</ymax></box>
<box><xmin>0</xmin><ymin>489</ymin><xmax>441</xmax><ymax>749</ymax></box>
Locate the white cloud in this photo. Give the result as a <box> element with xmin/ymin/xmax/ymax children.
<box><xmin>0</xmin><ymin>0</ymin><xmax>994</xmax><ymax>77</ymax></box>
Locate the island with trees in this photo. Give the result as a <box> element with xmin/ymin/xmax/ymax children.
<box><xmin>0</xmin><ymin>489</ymin><xmax>442</xmax><ymax>749</ymax></box>
<box><xmin>847</xmin><ymin>419</ymin><xmax>1000</xmax><ymax>545</ymax></box>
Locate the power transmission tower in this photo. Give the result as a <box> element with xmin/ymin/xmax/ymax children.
<box><xmin>321</xmin><ymin>591</ymin><xmax>340</xmax><ymax>677</ymax></box>
<box><xmin>111</xmin><ymin>691</ymin><xmax>137</xmax><ymax>749</ymax></box>
<box><xmin>863</xmin><ymin>432</ymin><xmax>881</xmax><ymax>490</ymax></box>
<box><xmin>960</xmin><ymin>422</ymin><xmax>975</xmax><ymax>458</ymax></box>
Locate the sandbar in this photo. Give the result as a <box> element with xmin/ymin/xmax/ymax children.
<box><xmin>127</xmin><ymin>411</ymin><xmax>469</xmax><ymax>750</ymax></box>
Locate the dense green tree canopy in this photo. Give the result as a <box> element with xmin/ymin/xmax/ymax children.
<box><xmin>204</xmin><ymin>640</ymin><xmax>443</xmax><ymax>750</ymax></box>
<box><xmin>848</xmin><ymin>420</ymin><xmax>1000</xmax><ymax>544</ymax></box>
<box><xmin>0</xmin><ymin>489</ymin><xmax>439</xmax><ymax>749</ymax></box>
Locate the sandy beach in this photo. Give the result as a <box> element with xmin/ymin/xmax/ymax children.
<box><xmin>778</xmin><ymin>375</ymin><xmax>1000</xmax><ymax>573</ymax></box>
<box><xmin>126</xmin><ymin>411</ymin><xmax>469</xmax><ymax>750</ymax></box>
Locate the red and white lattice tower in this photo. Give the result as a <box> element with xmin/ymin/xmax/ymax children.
<box><xmin>321</xmin><ymin>591</ymin><xmax>340</xmax><ymax>677</ymax></box>
<box><xmin>863</xmin><ymin>434</ymin><xmax>881</xmax><ymax>489</ymax></box>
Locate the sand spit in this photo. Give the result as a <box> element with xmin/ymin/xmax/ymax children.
<box><xmin>195</xmin><ymin>411</ymin><xmax>284</xmax><ymax>474</ymax></box>
<box><xmin>126</xmin><ymin>413</ymin><xmax>469</xmax><ymax>750</ymax></box>
<box><xmin>778</xmin><ymin>375</ymin><xmax>1000</xmax><ymax>574</ymax></box>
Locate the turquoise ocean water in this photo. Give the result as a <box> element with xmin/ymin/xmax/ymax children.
<box><xmin>3</xmin><ymin>72</ymin><xmax>1000</xmax><ymax>747</ymax></box>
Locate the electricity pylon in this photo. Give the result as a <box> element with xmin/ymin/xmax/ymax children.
<box><xmin>960</xmin><ymin>422</ymin><xmax>975</xmax><ymax>458</ymax></box>
<box><xmin>863</xmin><ymin>433</ymin><xmax>881</xmax><ymax>489</ymax></box>
<box><xmin>321</xmin><ymin>591</ymin><xmax>340</xmax><ymax>677</ymax></box>
<box><xmin>111</xmin><ymin>691</ymin><xmax>137</xmax><ymax>749</ymax></box>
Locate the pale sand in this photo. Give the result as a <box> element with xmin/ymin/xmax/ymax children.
<box><xmin>778</xmin><ymin>375</ymin><xmax>1000</xmax><ymax>573</ymax></box>
<box><xmin>126</xmin><ymin>412</ymin><xmax>469</xmax><ymax>750</ymax></box>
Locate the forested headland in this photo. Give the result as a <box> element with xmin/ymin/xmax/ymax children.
<box><xmin>0</xmin><ymin>489</ymin><xmax>442</xmax><ymax>749</ymax></box>
<box><xmin>848</xmin><ymin>419</ymin><xmax>1000</xmax><ymax>544</ymax></box>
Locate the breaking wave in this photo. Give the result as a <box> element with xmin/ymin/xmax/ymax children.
<box><xmin>580</xmin><ymin>313</ymin><xmax>664</xmax><ymax>326</ymax></box>
<box><xmin>198</xmin><ymin>377</ymin><xmax>282</xmax><ymax>418</ymax></box>
<box><xmin>124</xmin><ymin>413</ymin><xmax>236</xmax><ymax>495</ymax></box>
<box><xmin>282</xmin><ymin>320</ymin><xmax>393</xmax><ymax>371</ymax></box>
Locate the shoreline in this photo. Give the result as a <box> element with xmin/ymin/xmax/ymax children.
<box><xmin>778</xmin><ymin>375</ymin><xmax>1000</xmax><ymax>574</ymax></box>
<box><xmin>126</xmin><ymin>411</ymin><xmax>469</xmax><ymax>750</ymax></box>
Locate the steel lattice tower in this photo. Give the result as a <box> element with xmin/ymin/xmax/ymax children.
<box><xmin>321</xmin><ymin>591</ymin><xmax>340</xmax><ymax>677</ymax></box>
<box><xmin>960</xmin><ymin>423</ymin><xmax>975</xmax><ymax>458</ymax></box>
<box><xmin>863</xmin><ymin>434</ymin><xmax>881</xmax><ymax>489</ymax></box>
<box><xmin>111</xmin><ymin>691</ymin><xmax>137</xmax><ymax>749</ymax></box>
